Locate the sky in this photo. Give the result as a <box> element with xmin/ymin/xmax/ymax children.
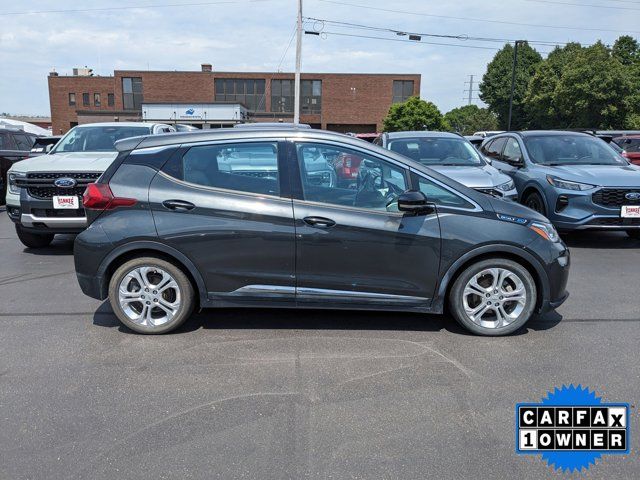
<box><xmin>0</xmin><ymin>0</ymin><xmax>638</xmax><ymax>116</ymax></box>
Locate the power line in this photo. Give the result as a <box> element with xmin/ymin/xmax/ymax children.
<box><xmin>317</xmin><ymin>31</ymin><xmax>503</xmax><ymax>51</ymax></box>
<box><xmin>0</xmin><ymin>0</ymin><xmax>271</xmax><ymax>16</ymax></box>
<box><xmin>525</xmin><ymin>0</ymin><xmax>640</xmax><ymax>10</ymax></box>
<box><xmin>306</xmin><ymin>17</ymin><xmax>594</xmax><ymax>48</ymax></box>
<box><xmin>316</xmin><ymin>0</ymin><xmax>640</xmax><ymax>35</ymax></box>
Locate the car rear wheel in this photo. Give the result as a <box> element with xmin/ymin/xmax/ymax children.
<box><xmin>626</xmin><ymin>230</ymin><xmax>640</xmax><ymax>240</ymax></box>
<box><xmin>449</xmin><ymin>258</ymin><xmax>537</xmax><ymax>336</ymax></box>
<box><xmin>15</xmin><ymin>224</ymin><xmax>54</xmax><ymax>248</ymax></box>
<box><xmin>523</xmin><ymin>191</ymin><xmax>546</xmax><ymax>216</ymax></box>
<box><xmin>108</xmin><ymin>257</ymin><xmax>195</xmax><ymax>334</ymax></box>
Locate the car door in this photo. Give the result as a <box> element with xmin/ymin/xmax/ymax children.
<box><xmin>149</xmin><ymin>139</ymin><xmax>296</xmax><ymax>303</ymax></box>
<box><xmin>290</xmin><ymin>140</ymin><xmax>441</xmax><ymax>308</ymax></box>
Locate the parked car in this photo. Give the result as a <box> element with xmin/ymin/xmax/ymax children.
<box><xmin>74</xmin><ymin>127</ymin><xmax>569</xmax><ymax>336</ymax></box>
<box><xmin>234</xmin><ymin>122</ymin><xmax>312</xmax><ymax>129</ymax></box>
<box><xmin>480</xmin><ymin>131</ymin><xmax>640</xmax><ymax>238</ymax></box>
<box><xmin>473</xmin><ymin>131</ymin><xmax>504</xmax><ymax>138</ymax></box>
<box><xmin>613</xmin><ymin>135</ymin><xmax>640</xmax><ymax>165</ymax></box>
<box><xmin>29</xmin><ymin>135</ymin><xmax>62</xmax><ymax>157</ymax></box>
<box><xmin>5</xmin><ymin>122</ymin><xmax>175</xmax><ymax>248</ymax></box>
<box><xmin>376</xmin><ymin>132</ymin><xmax>517</xmax><ymax>200</ymax></box>
<box><xmin>0</xmin><ymin>127</ymin><xmax>38</xmax><ymax>204</ymax></box>
<box><xmin>174</xmin><ymin>124</ymin><xmax>200</xmax><ymax>132</ymax></box>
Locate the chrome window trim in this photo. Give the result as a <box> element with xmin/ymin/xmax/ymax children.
<box><xmin>292</xmin><ymin>198</ymin><xmax>405</xmax><ymax>218</ymax></box>
<box><xmin>155</xmin><ymin>170</ymin><xmax>291</xmax><ymax>204</ymax></box>
<box><xmin>229</xmin><ymin>285</ymin><xmax>429</xmax><ymax>303</ymax></box>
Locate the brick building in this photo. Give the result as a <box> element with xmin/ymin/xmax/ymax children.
<box><xmin>48</xmin><ymin>65</ymin><xmax>421</xmax><ymax>134</ymax></box>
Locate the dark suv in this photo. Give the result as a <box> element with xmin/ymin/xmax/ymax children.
<box><xmin>0</xmin><ymin>128</ymin><xmax>38</xmax><ymax>203</ymax></box>
<box><xmin>74</xmin><ymin>128</ymin><xmax>570</xmax><ymax>336</ymax></box>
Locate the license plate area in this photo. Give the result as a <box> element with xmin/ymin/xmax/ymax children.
<box><xmin>53</xmin><ymin>195</ymin><xmax>80</xmax><ymax>209</ymax></box>
<box><xmin>621</xmin><ymin>205</ymin><xmax>640</xmax><ymax>218</ymax></box>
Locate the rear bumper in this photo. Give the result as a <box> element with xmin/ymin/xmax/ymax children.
<box><xmin>76</xmin><ymin>271</ymin><xmax>106</xmax><ymax>300</ymax></box>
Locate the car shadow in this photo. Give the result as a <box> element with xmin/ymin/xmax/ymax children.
<box><xmin>562</xmin><ymin>231</ymin><xmax>640</xmax><ymax>249</ymax></box>
<box><xmin>21</xmin><ymin>234</ymin><xmax>76</xmax><ymax>255</ymax></box>
<box><xmin>92</xmin><ymin>300</ymin><xmax>563</xmax><ymax>336</ymax></box>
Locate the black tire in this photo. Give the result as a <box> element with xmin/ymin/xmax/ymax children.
<box><xmin>108</xmin><ymin>257</ymin><xmax>195</xmax><ymax>334</ymax></box>
<box><xmin>449</xmin><ymin>258</ymin><xmax>537</xmax><ymax>336</ymax></box>
<box><xmin>15</xmin><ymin>224</ymin><xmax>54</xmax><ymax>248</ymax></box>
<box><xmin>523</xmin><ymin>191</ymin><xmax>547</xmax><ymax>216</ymax></box>
<box><xmin>626</xmin><ymin>230</ymin><xmax>640</xmax><ymax>240</ymax></box>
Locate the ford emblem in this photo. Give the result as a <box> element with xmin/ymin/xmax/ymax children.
<box><xmin>54</xmin><ymin>177</ymin><xmax>77</xmax><ymax>188</ymax></box>
<box><xmin>625</xmin><ymin>192</ymin><xmax>640</xmax><ymax>201</ymax></box>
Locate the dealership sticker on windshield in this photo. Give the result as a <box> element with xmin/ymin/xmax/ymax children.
<box><xmin>53</xmin><ymin>195</ymin><xmax>79</xmax><ymax>209</ymax></box>
<box><xmin>621</xmin><ymin>206</ymin><xmax>640</xmax><ymax>218</ymax></box>
<box><xmin>516</xmin><ymin>384</ymin><xmax>630</xmax><ymax>473</ymax></box>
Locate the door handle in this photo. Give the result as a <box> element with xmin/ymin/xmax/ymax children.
<box><xmin>162</xmin><ymin>199</ymin><xmax>195</xmax><ymax>211</ymax></box>
<box><xmin>303</xmin><ymin>216</ymin><xmax>336</xmax><ymax>228</ymax></box>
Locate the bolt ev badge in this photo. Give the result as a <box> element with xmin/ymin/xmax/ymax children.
<box><xmin>54</xmin><ymin>177</ymin><xmax>77</xmax><ymax>188</ymax></box>
<box><xmin>625</xmin><ymin>192</ymin><xmax>640</xmax><ymax>201</ymax></box>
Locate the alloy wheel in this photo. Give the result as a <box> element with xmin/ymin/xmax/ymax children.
<box><xmin>462</xmin><ymin>267</ymin><xmax>527</xmax><ymax>329</ymax></box>
<box><xmin>118</xmin><ymin>266</ymin><xmax>181</xmax><ymax>327</ymax></box>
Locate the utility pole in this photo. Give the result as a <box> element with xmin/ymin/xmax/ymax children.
<box><xmin>465</xmin><ymin>75</ymin><xmax>474</xmax><ymax>105</ymax></box>
<box><xmin>507</xmin><ymin>40</ymin><xmax>523</xmax><ymax>131</ymax></box>
<box><xmin>294</xmin><ymin>0</ymin><xmax>303</xmax><ymax>124</ymax></box>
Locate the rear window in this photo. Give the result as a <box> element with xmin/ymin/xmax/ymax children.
<box><xmin>388</xmin><ymin>137</ymin><xmax>483</xmax><ymax>167</ymax></box>
<box><xmin>163</xmin><ymin>142</ymin><xmax>280</xmax><ymax>197</ymax></box>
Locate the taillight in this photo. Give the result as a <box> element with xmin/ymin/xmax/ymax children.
<box><xmin>83</xmin><ymin>183</ymin><xmax>136</xmax><ymax>210</ymax></box>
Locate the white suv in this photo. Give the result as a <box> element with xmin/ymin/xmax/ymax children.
<box><xmin>6</xmin><ymin>122</ymin><xmax>175</xmax><ymax>248</ymax></box>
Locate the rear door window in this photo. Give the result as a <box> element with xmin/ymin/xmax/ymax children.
<box><xmin>482</xmin><ymin>137</ymin><xmax>506</xmax><ymax>161</ymax></box>
<box><xmin>14</xmin><ymin>134</ymin><xmax>34</xmax><ymax>151</ymax></box>
<box><xmin>166</xmin><ymin>142</ymin><xmax>280</xmax><ymax>197</ymax></box>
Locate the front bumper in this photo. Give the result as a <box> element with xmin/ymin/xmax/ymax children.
<box><xmin>7</xmin><ymin>188</ymin><xmax>87</xmax><ymax>233</ymax></box>
<box><xmin>546</xmin><ymin>187</ymin><xmax>640</xmax><ymax>231</ymax></box>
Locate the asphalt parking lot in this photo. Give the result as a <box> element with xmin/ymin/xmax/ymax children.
<box><xmin>0</xmin><ymin>208</ymin><xmax>638</xmax><ymax>479</ymax></box>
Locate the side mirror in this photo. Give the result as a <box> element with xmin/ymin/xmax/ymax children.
<box><xmin>398</xmin><ymin>190</ymin><xmax>431</xmax><ymax>213</ymax></box>
<box><xmin>482</xmin><ymin>155</ymin><xmax>493</xmax><ymax>165</ymax></box>
<box><xmin>45</xmin><ymin>144</ymin><xmax>54</xmax><ymax>153</ymax></box>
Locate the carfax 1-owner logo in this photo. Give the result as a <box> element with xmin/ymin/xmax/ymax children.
<box><xmin>515</xmin><ymin>384</ymin><xmax>630</xmax><ymax>473</ymax></box>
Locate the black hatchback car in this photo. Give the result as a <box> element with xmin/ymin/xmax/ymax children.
<box><xmin>74</xmin><ymin>128</ymin><xmax>570</xmax><ymax>336</ymax></box>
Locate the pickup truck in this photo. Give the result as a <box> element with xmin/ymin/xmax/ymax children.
<box><xmin>1</xmin><ymin>128</ymin><xmax>39</xmax><ymax>204</ymax></box>
<box><xmin>6</xmin><ymin>122</ymin><xmax>175</xmax><ymax>248</ymax></box>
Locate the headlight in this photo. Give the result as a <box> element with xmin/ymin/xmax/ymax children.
<box><xmin>530</xmin><ymin>221</ymin><xmax>560</xmax><ymax>242</ymax></box>
<box><xmin>546</xmin><ymin>176</ymin><xmax>595</xmax><ymax>191</ymax></box>
<box><xmin>8</xmin><ymin>172</ymin><xmax>25</xmax><ymax>195</ymax></box>
<box><xmin>496</xmin><ymin>179</ymin><xmax>515</xmax><ymax>192</ymax></box>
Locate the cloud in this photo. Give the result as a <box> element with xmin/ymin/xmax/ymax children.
<box><xmin>0</xmin><ymin>0</ymin><xmax>635</xmax><ymax>115</ymax></box>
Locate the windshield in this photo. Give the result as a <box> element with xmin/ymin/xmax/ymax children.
<box><xmin>52</xmin><ymin>126</ymin><xmax>151</xmax><ymax>153</ymax></box>
<box><xmin>388</xmin><ymin>137</ymin><xmax>484</xmax><ymax>167</ymax></box>
<box><xmin>524</xmin><ymin>135</ymin><xmax>626</xmax><ymax>166</ymax></box>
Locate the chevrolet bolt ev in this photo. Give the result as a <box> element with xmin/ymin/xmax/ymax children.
<box><xmin>74</xmin><ymin>128</ymin><xmax>570</xmax><ymax>336</ymax></box>
<box><xmin>481</xmin><ymin>131</ymin><xmax>640</xmax><ymax>238</ymax></box>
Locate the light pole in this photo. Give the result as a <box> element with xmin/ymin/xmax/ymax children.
<box><xmin>507</xmin><ymin>40</ymin><xmax>524</xmax><ymax>131</ymax></box>
<box><xmin>294</xmin><ymin>0</ymin><xmax>303</xmax><ymax>124</ymax></box>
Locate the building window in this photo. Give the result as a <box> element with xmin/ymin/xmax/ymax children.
<box><xmin>82</xmin><ymin>93</ymin><xmax>90</xmax><ymax>106</ymax></box>
<box><xmin>392</xmin><ymin>80</ymin><xmax>414</xmax><ymax>103</ymax></box>
<box><xmin>271</xmin><ymin>79</ymin><xmax>294</xmax><ymax>113</ymax></box>
<box><xmin>122</xmin><ymin>77</ymin><xmax>143</xmax><ymax>110</ymax></box>
<box><xmin>94</xmin><ymin>93</ymin><xmax>101</xmax><ymax>107</ymax></box>
<box><xmin>107</xmin><ymin>93</ymin><xmax>114</xmax><ymax>107</ymax></box>
<box><xmin>301</xmin><ymin>80</ymin><xmax>321</xmax><ymax>114</ymax></box>
<box><xmin>214</xmin><ymin>78</ymin><xmax>265</xmax><ymax>111</ymax></box>
<box><xmin>68</xmin><ymin>93</ymin><xmax>76</xmax><ymax>106</ymax></box>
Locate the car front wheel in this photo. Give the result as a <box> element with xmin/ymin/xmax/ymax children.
<box><xmin>523</xmin><ymin>191</ymin><xmax>546</xmax><ymax>216</ymax></box>
<box><xmin>449</xmin><ymin>258</ymin><xmax>537</xmax><ymax>336</ymax></box>
<box><xmin>15</xmin><ymin>224</ymin><xmax>54</xmax><ymax>248</ymax></box>
<box><xmin>108</xmin><ymin>257</ymin><xmax>195</xmax><ymax>334</ymax></box>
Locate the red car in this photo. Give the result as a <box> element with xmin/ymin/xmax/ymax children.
<box><xmin>614</xmin><ymin>135</ymin><xmax>640</xmax><ymax>165</ymax></box>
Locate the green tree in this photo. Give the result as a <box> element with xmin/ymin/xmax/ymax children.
<box><xmin>479</xmin><ymin>42</ymin><xmax>542</xmax><ymax>129</ymax></box>
<box><xmin>443</xmin><ymin>105</ymin><xmax>498</xmax><ymax>135</ymax></box>
<box><xmin>382</xmin><ymin>96</ymin><xmax>448</xmax><ymax>132</ymax></box>
<box><xmin>552</xmin><ymin>42</ymin><xmax>635</xmax><ymax>128</ymax></box>
<box><xmin>612</xmin><ymin>35</ymin><xmax>640</xmax><ymax>66</ymax></box>
<box><xmin>525</xmin><ymin>42</ymin><xmax>583</xmax><ymax>128</ymax></box>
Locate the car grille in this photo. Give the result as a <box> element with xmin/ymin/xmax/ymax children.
<box><xmin>592</xmin><ymin>188</ymin><xmax>640</xmax><ymax>208</ymax></box>
<box><xmin>588</xmin><ymin>218</ymin><xmax>640</xmax><ymax>226</ymax></box>
<box><xmin>231</xmin><ymin>171</ymin><xmax>278</xmax><ymax>180</ymax></box>
<box><xmin>31</xmin><ymin>208</ymin><xmax>86</xmax><ymax>218</ymax></box>
<box><xmin>16</xmin><ymin>172</ymin><xmax>102</xmax><ymax>200</ymax></box>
